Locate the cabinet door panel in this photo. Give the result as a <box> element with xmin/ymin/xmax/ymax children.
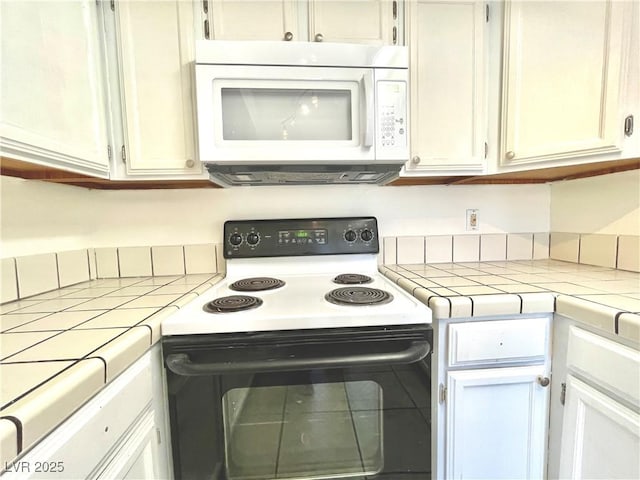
<box><xmin>446</xmin><ymin>366</ymin><xmax>549</xmax><ymax>479</ymax></box>
<box><xmin>405</xmin><ymin>0</ymin><xmax>485</xmax><ymax>174</ymax></box>
<box><xmin>308</xmin><ymin>0</ymin><xmax>393</xmax><ymax>45</ymax></box>
<box><xmin>115</xmin><ymin>0</ymin><xmax>200</xmax><ymax>176</ymax></box>
<box><xmin>0</xmin><ymin>0</ymin><xmax>109</xmax><ymax>176</ymax></box>
<box><xmin>210</xmin><ymin>0</ymin><xmax>299</xmax><ymax>41</ymax></box>
<box><xmin>559</xmin><ymin>375</ymin><xmax>640</xmax><ymax>479</ymax></box>
<box><xmin>501</xmin><ymin>1</ymin><xmax>628</xmax><ymax>166</ymax></box>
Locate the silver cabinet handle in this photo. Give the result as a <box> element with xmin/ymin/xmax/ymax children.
<box><xmin>411</xmin><ymin>156</ymin><xmax>421</xmax><ymax>165</ymax></box>
<box><xmin>314</xmin><ymin>33</ymin><xmax>324</xmax><ymax>42</ymax></box>
<box><xmin>537</xmin><ymin>376</ymin><xmax>550</xmax><ymax>387</ymax></box>
<box><xmin>284</xmin><ymin>31</ymin><xmax>293</xmax><ymax>41</ymax></box>
<box><xmin>505</xmin><ymin>151</ymin><xmax>516</xmax><ymax>160</ymax></box>
<box><xmin>185</xmin><ymin>159</ymin><xmax>195</xmax><ymax>168</ymax></box>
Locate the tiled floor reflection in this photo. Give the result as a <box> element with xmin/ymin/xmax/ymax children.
<box><xmin>222</xmin><ymin>363</ymin><xmax>430</xmax><ymax>479</ymax></box>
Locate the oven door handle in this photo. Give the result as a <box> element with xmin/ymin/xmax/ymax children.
<box><xmin>165</xmin><ymin>341</ymin><xmax>430</xmax><ymax>376</ymax></box>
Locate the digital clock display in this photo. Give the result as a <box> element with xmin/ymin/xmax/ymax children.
<box><xmin>278</xmin><ymin>228</ymin><xmax>327</xmax><ymax>245</ymax></box>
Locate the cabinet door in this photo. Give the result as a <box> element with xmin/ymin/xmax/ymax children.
<box><xmin>559</xmin><ymin>375</ymin><xmax>640</xmax><ymax>479</ymax></box>
<box><xmin>308</xmin><ymin>0</ymin><xmax>395</xmax><ymax>45</ymax></box>
<box><xmin>404</xmin><ymin>0</ymin><xmax>485</xmax><ymax>175</ymax></box>
<box><xmin>0</xmin><ymin>0</ymin><xmax>109</xmax><ymax>177</ymax></box>
<box><xmin>446</xmin><ymin>366</ymin><xmax>549</xmax><ymax>479</ymax></box>
<box><xmin>210</xmin><ymin>0</ymin><xmax>300</xmax><ymax>41</ymax></box>
<box><xmin>114</xmin><ymin>0</ymin><xmax>203</xmax><ymax>177</ymax></box>
<box><xmin>500</xmin><ymin>1</ymin><xmax>631</xmax><ymax>167</ymax></box>
<box><xmin>94</xmin><ymin>410</ymin><xmax>170</xmax><ymax>480</ymax></box>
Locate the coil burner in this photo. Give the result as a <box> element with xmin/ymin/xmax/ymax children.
<box><xmin>203</xmin><ymin>295</ymin><xmax>263</xmax><ymax>313</ymax></box>
<box><xmin>332</xmin><ymin>273</ymin><xmax>373</xmax><ymax>285</ymax></box>
<box><xmin>325</xmin><ymin>287</ymin><xmax>393</xmax><ymax>306</ymax></box>
<box><xmin>229</xmin><ymin>277</ymin><xmax>285</xmax><ymax>292</ymax></box>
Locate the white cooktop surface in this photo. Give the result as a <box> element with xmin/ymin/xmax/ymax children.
<box><xmin>162</xmin><ymin>255</ymin><xmax>432</xmax><ymax>335</ymax></box>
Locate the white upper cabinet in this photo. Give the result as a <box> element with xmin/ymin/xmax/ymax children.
<box><xmin>499</xmin><ymin>0</ymin><xmax>635</xmax><ymax>168</ymax></box>
<box><xmin>403</xmin><ymin>0</ymin><xmax>486</xmax><ymax>176</ymax></box>
<box><xmin>109</xmin><ymin>0</ymin><xmax>204</xmax><ymax>178</ymax></box>
<box><xmin>210</xmin><ymin>0</ymin><xmax>300</xmax><ymax>41</ymax></box>
<box><xmin>308</xmin><ymin>0</ymin><xmax>394</xmax><ymax>45</ymax></box>
<box><xmin>206</xmin><ymin>0</ymin><xmax>397</xmax><ymax>45</ymax></box>
<box><xmin>0</xmin><ymin>0</ymin><xmax>110</xmax><ymax>177</ymax></box>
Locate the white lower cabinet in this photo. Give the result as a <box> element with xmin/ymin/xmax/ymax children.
<box><xmin>446</xmin><ymin>366</ymin><xmax>549</xmax><ymax>480</ymax></box>
<box><xmin>432</xmin><ymin>315</ymin><xmax>552</xmax><ymax>480</ymax></box>
<box><xmin>551</xmin><ymin>323</ymin><xmax>640</xmax><ymax>480</ymax></box>
<box><xmin>559</xmin><ymin>375</ymin><xmax>639</xmax><ymax>480</ymax></box>
<box><xmin>0</xmin><ymin>345</ymin><xmax>171</xmax><ymax>480</ymax></box>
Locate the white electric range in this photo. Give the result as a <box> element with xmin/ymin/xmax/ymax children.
<box><xmin>162</xmin><ymin>217</ymin><xmax>431</xmax><ymax>336</ymax></box>
<box><xmin>162</xmin><ymin>217</ymin><xmax>433</xmax><ymax>480</ymax></box>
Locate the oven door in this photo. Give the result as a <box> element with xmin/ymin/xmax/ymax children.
<box><xmin>163</xmin><ymin>326</ymin><xmax>431</xmax><ymax>480</ymax></box>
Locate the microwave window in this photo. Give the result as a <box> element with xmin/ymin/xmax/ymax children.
<box><xmin>221</xmin><ymin>88</ymin><xmax>353</xmax><ymax>141</ymax></box>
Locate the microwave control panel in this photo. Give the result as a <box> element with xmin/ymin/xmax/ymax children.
<box><xmin>376</xmin><ymin>80</ymin><xmax>407</xmax><ymax>154</ymax></box>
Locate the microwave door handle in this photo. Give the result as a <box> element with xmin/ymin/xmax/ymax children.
<box><xmin>361</xmin><ymin>72</ymin><xmax>374</xmax><ymax>148</ymax></box>
<box><xmin>165</xmin><ymin>340</ymin><xmax>430</xmax><ymax>376</ymax></box>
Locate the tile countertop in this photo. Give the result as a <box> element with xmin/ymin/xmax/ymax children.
<box><xmin>1</xmin><ymin>259</ymin><xmax>639</xmax><ymax>467</ymax></box>
<box><xmin>0</xmin><ymin>273</ymin><xmax>222</xmax><ymax>467</ymax></box>
<box><xmin>380</xmin><ymin>259</ymin><xmax>640</xmax><ymax>344</ymax></box>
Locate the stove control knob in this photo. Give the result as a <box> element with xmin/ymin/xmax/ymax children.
<box><xmin>344</xmin><ymin>230</ymin><xmax>357</xmax><ymax>242</ymax></box>
<box><xmin>246</xmin><ymin>232</ymin><xmax>260</xmax><ymax>246</ymax></box>
<box><xmin>360</xmin><ymin>229</ymin><xmax>374</xmax><ymax>242</ymax></box>
<box><xmin>229</xmin><ymin>233</ymin><xmax>243</xmax><ymax>246</ymax></box>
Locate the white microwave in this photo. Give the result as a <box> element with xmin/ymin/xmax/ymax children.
<box><xmin>194</xmin><ymin>40</ymin><xmax>408</xmax><ymax>186</ymax></box>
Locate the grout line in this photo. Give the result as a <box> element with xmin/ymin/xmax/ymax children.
<box><xmin>12</xmin><ymin>258</ymin><xmax>20</xmax><ymax>301</ymax></box>
<box><xmin>116</xmin><ymin>248</ymin><xmax>122</xmax><ymax>279</ymax></box>
<box><xmin>615</xmin><ymin>235</ymin><xmax>620</xmax><ymax>269</ymax></box>
<box><xmin>54</xmin><ymin>253</ymin><xmax>61</xmax><ymax>290</ymax></box>
<box><xmin>149</xmin><ymin>247</ymin><xmax>155</xmax><ymax>277</ymax></box>
<box><xmin>577</xmin><ymin>233</ymin><xmax>582</xmax><ymax>264</ymax></box>
<box><xmin>182</xmin><ymin>245</ymin><xmax>187</xmax><ymax>275</ymax></box>
<box><xmin>1</xmin><ymin>415</ymin><xmax>23</xmax><ymax>453</ymax></box>
<box><xmin>85</xmin><ymin>249</ymin><xmax>92</xmax><ymax>282</ymax></box>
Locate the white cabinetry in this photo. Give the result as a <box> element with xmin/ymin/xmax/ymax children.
<box><xmin>432</xmin><ymin>316</ymin><xmax>552</xmax><ymax>480</ymax></box>
<box><xmin>499</xmin><ymin>0</ymin><xmax>636</xmax><ymax>169</ymax></box>
<box><xmin>210</xmin><ymin>0</ymin><xmax>300</xmax><ymax>41</ymax></box>
<box><xmin>106</xmin><ymin>0</ymin><xmax>205</xmax><ymax>179</ymax></box>
<box><xmin>559</xmin><ymin>376</ymin><xmax>639</xmax><ymax>479</ymax></box>
<box><xmin>206</xmin><ymin>0</ymin><xmax>396</xmax><ymax>45</ymax></box>
<box><xmin>403</xmin><ymin>0</ymin><xmax>486</xmax><ymax>176</ymax></box>
<box><xmin>554</xmin><ymin>325</ymin><xmax>640</xmax><ymax>480</ymax></box>
<box><xmin>447</xmin><ymin>366</ymin><xmax>548</xmax><ymax>479</ymax></box>
<box><xmin>0</xmin><ymin>345</ymin><xmax>171</xmax><ymax>480</ymax></box>
<box><xmin>0</xmin><ymin>0</ymin><xmax>110</xmax><ymax>177</ymax></box>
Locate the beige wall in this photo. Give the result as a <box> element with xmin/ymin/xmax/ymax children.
<box><xmin>550</xmin><ymin>169</ymin><xmax>640</xmax><ymax>235</ymax></box>
<box><xmin>1</xmin><ymin>176</ymin><xmax>550</xmax><ymax>258</ymax></box>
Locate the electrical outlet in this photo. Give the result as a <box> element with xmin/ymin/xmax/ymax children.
<box><xmin>466</xmin><ymin>209</ymin><xmax>479</xmax><ymax>231</ymax></box>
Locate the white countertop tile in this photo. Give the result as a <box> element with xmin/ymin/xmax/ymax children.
<box><xmin>0</xmin><ymin>419</ymin><xmax>18</xmax><ymax>469</ymax></box>
<box><xmin>1</xmin><ymin>358</ymin><xmax>105</xmax><ymax>453</ymax></box>
<box><xmin>0</xmin><ymin>361</ymin><xmax>75</xmax><ymax>407</ymax></box>
<box><xmin>5</xmin><ymin>328</ymin><xmax>129</xmax><ymax>362</ymax></box>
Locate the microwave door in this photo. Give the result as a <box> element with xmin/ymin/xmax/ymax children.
<box><xmin>195</xmin><ymin>65</ymin><xmax>375</xmax><ymax>163</ymax></box>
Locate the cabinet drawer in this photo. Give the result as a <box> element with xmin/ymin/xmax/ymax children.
<box><xmin>448</xmin><ymin>317</ymin><xmax>549</xmax><ymax>367</ymax></box>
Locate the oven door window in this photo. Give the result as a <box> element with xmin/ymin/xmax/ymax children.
<box><xmin>222</xmin><ymin>380</ymin><xmax>383</xmax><ymax>479</ymax></box>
